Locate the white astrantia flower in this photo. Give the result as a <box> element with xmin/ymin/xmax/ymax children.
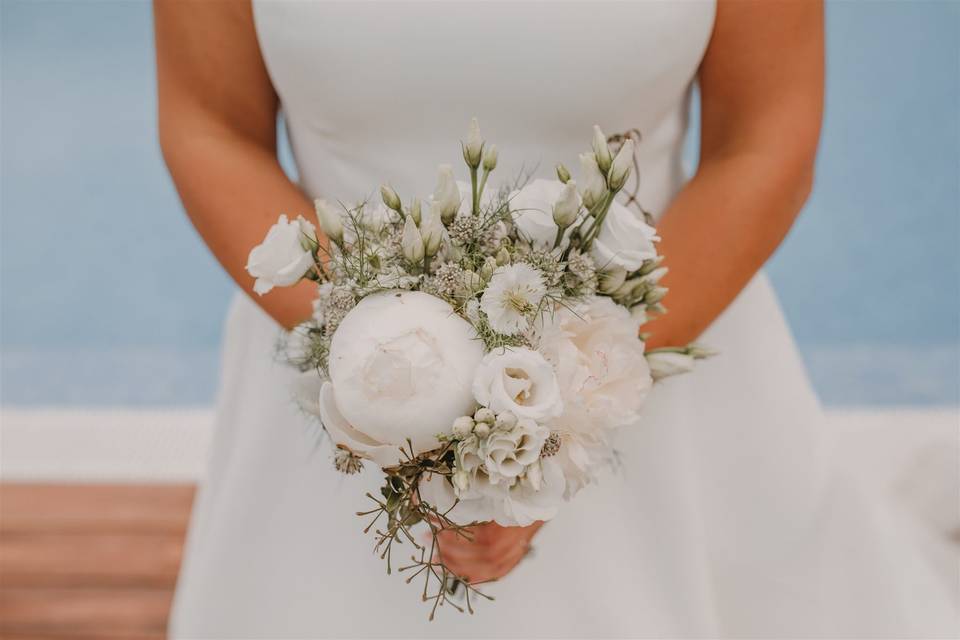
<box><xmin>324</xmin><ymin>291</ymin><xmax>484</xmax><ymax>455</ymax></box>
<box><xmin>579</xmin><ymin>152</ymin><xmax>607</xmax><ymax>210</ymax></box>
<box><xmin>509</xmin><ymin>179</ymin><xmax>578</xmax><ymax>250</ymax></box>
<box><xmin>590</xmin><ymin>200</ymin><xmax>659</xmax><ymax>272</ymax></box>
<box><xmin>472</xmin><ymin>347</ymin><xmax>563</xmax><ymax>422</ymax></box>
<box><xmin>246</xmin><ymin>214</ymin><xmax>316</xmax><ymax>295</ymax></box>
<box><xmin>479</xmin><ymin>263</ymin><xmax>547</xmax><ymax>335</ymax></box>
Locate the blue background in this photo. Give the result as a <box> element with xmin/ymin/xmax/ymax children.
<box><xmin>2</xmin><ymin>1</ymin><xmax>958</xmax><ymax>406</ymax></box>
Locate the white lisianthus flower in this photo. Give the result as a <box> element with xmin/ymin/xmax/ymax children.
<box><xmin>607</xmin><ymin>139</ymin><xmax>635</xmax><ymax>190</ymax></box>
<box><xmin>419</xmin><ymin>457</ymin><xmax>566</xmax><ymax>527</ymax></box>
<box><xmin>401</xmin><ymin>215</ymin><xmax>425</xmax><ymax>264</ymax></box>
<box><xmin>509</xmin><ymin>179</ymin><xmax>578</xmax><ymax>250</ymax></box>
<box><xmin>472</xmin><ymin>347</ymin><xmax>563</xmax><ymax>422</ymax></box>
<box><xmin>246</xmin><ymin>214</ymin><xmax>316</xmax><ymax>295</ymax></box>
<box><xmin>538</xmin><ymin>295</ymin><xmax>652</xmax><ymax>433</ymax></box>
<box><xmin>480</xmin><ymin>263</ymin><xmax>547</xmax><ymax>335</ymax></box>
<box><xmin>324</xmin><ymin>291</ymin><xmax>484</xmax><ymax>455</ymax></box>
<box><xmin>579</xmin><ymin>152</ymin><xmax>607</xmax><ymax>210</ymax></box>
<box><xmin>552</xmin><ymin>180</ymin><xmax>582</xmax><ymax>229</ymax></box>
<box><xmin>646</xmin><ymin>350</ymin><xmax>696</xmax><ymax>381</ymax></box>
<box><xmin>592</xmin><ymin>125</ymin><xmax>613</xmax><ymax>172</ymax></box>
<box><xmin>314</xmin><ymin>199</ymin><xmax>344</xmax><ymax>243</ymax></box>
<box><xmin>590</xmin><ymin>200</ymin><xmax>659</xmax><ymax>272</ymax></box>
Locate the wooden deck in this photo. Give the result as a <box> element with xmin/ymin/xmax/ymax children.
<box><xmin>0</xmin><ymin>484</ymin><xmax>194</xmax><ymax>639</ymax></box>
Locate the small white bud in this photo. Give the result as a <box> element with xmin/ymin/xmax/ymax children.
<box><xmin>433</xmin><ymin>165</ymin><xmax>461</xmax><ymax>224</ymax></box>
<box><xmin>474</xmin><ymin>422</ymin><xmax>491</xmax><ymax>438</ymax></box>
<box><xmin>314</xmin><ymin>199</ymin><xmax>343</xmax><ymax>243</ymax></box>
<box><xmin>451</xmin><ymin>416</ymin><xmax>475</xmax><ymax>439</ymax></box>
<box><xmin>420</xmin><ymin>211</ymin><xmax>444</xmax><ymax>257</ymax></box>
<box><xmin>607</xmin><ymin>139</ymin><xmax>634</xmax><ymax>191</ymax></box>
<box><xmin>640</xmin><ymin>266</ymin><xmax>668</xmax><ymax>285</ymax></box>
<box><xmin>579</xmin><ymin>153</ymin><xmax>607</xmax><ymax>210</ymax></box>
<box><xmin>552</xmin><ymin>180</ymin><xmax>582</xmax><ymax>228</ymax></box>
<box><xmin>644</xmin><ymin>286</ymin><xmax>668</xmax><ymax>305</ymax></box>
<box><xmin>409</xmin><ymin>197</ymin><xmax>422</xmax><ymax>225</ymax></box>
<box><xmin>494</xmin><ymin>411</ymin><xmax>517</xmax><ymax>431</ymax></box>
<box><xmin>452</xmin><ymin>468</ymin><xmax>471</xmax><ymax>494</ymax></box>
<box><xmin>380</xmin><ymin>184</ymin><xmax>401</xmax><ymax>212</ymax></box>
<box><xmin>462</xmin><ymin>117</ymin><xmax>484</xmax><ymax>168</ymax></box>
<box><xmin>495</xmin><ymin>246</ymin><xmax>511</xmax><ymax>266</ymax></box>
<box><xmin>463</xmin><ymin>269</ymin><xmax>484</xmax><ymax>292</ymax></box>
<box><xmin>401</xmin><ymin>215</ymin><xmax>424</xmax><ymax>264</ymax></box>
<box><xmin>482</xmin><ymin>144</ymin><xmax>498</xmax><ymax>172</ymax></box>
<box><xmin>556</xmin><ymin>163</ymin><xmax>571</xmax><ymax>183</ymax></box>
<box><xmin>646</xmin><ymin>351</ymin><xmax>695</xmax><ymax>381</ymax></box>
<box><xmin>480</xmin><ymin>256</ymin><xmax>497</xmax><ymax>281</ymax></box>
<box><xmin>592</xmin><ymin>125</ymin><xmax>613</xmax><ymax>173</ymax></box>
<box><xmin>474</xmin><ymin>407</ymin><xmax>496</xmax><ymax>424</ymax></box>
<box><xmin>296</xmin><ymin>215</ymin><xmax>318</xmax><ymax>251</ymax></box>
<box><xmin>598</xmin><ymin>266</ymin><xmax>627</xmax><ymax>294</ymax></box>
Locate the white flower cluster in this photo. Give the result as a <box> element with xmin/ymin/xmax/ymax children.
<box><xmin>247</xmin><ymin>119</ymin><xmax>710</xmax><ymax>530</ymax></box>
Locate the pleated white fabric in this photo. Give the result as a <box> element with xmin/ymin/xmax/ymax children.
<box><xmin>170</xmin><ymin>2</ymin><xmax>958</xmax><ymax>637</ymax></box>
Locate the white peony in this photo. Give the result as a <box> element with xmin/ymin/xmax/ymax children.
<box><xmin>323</xmin><ymin>291</ymin><xmax>484</xmax><ymax>456</ymax></box>
<box><xmin>538</xmin><ymin>294</ymin><xmax>651</xmax><ymax>447</ymax></box>
<box><xmin>590</xmin><ymin>201</ymin><xmax>659</xmax><ymax>272</ymax></box>
<box><xmin>472</xmin><ymin>347</ymin><xmax>563</xmax><ymax>422</ymax></box>
<box><xmin>246</xmin><ymin>215</ymin><xmax>316</xmax><ymax>295</ymax></box>
<box><xmin>509</xmin><ymin>179</ymin><xmax>576</xmax><ymax>250</ymax></box>
<box><xmin>479</xmin><ymin>263</ymin><xmax>546</xmax><ymax>335</ymax></box>
<box><xmin>420</xmin><ymin>457</ymin><xmax>566</xmax><ymax>527</ymax></box>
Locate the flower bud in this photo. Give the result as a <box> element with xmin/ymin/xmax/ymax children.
<box><xmin>598</xmin><ymin>266</ymin><xmax>627</xmax><ymax>294</ymax></box>
<box><xmin>643</xmin><ymin>285</ymin><xmax>668</xmax><ymax>305</ymax></box>
<box><xmin>686</xmin><ymin>343</ymin><xmax>718</xmax><ymax>359</ymax></box>
<box><xmin>482</xmin><ymin>144</ymin><xmax>498</xmax><ymax>172</ymax></box>
<box><xmin>409</xmin><ymin>197</ymin><xmax>422</xmax><ymax>225</ymax></box>
<box><xmin>462</xmin><ymin>117</ymin><xmax>484</xmax><ymax>168</ymax></box>
<box><xmin>314</xmin><ymin>199</ymin><xmax>343</xmax><ymax>242</ymax></box>
<box><xmin>646</xmin><ymin>351</ymin><xmax>695</xmax><ymax>381</ymax></box>
<box><xmin>640</xmin><ymin>266</ymin><xmax>668</xmax><ymax>285</ymax></box>
<box><xmin>614</xmin><ymin>277</ymin><xmax>643</xmax><ymax>299</ymax></box>
<box><xmin>607</xmin><ymin>139</ymin><xmax>634</xmax><ymax>191</ymax></box>
<box><xmin>420</xmin><ymin>211</ymin><xmax>444</xmax><ymax>257</ymax></box>
<box><xmin>296</xmin><ymin>215</ymin><xmax>319</xmax><ymax>251</ymax></box>
<box><xmin>452</xmin><ymin>468</ymin><xmax>471</xmax><ymax>494</ymax></box>
<box><xmin>556</xmin><ymin>163</ymin><xmax>571</xmax><ymax>184</ymax></box>
<box><xmin>494</xmin><ymin>411</ymin><xmax>517</xmax><ymax>431</ymax></box>
<box><xmin>432</xmin><ymin>165</ymin><xmax>461</xmax><ymax>224</ymax></box>
<box><xmin>463</xmin><ymin>269</ymin><xmax>484</xmax><ymax>292</ymax></box>
<box><xmin>637</xmin><ymin>256</ymin><xmax>664</xmax><ymax>276</ymax></box>
<box><xmin>380</xmin><ymin>184</ymin><xmax>401</xmax><ymax>212</ymax></box>
<box><xmin>592</xmin><ymin>125</ymin><xmax>613</xmax><ymax>173</ymax></box>
<box><xmin>474</xmin><ymin>422</ymin><xmax>490</xmax><ymax>438</ymax></box>
<box><xmin>552</xmin><ymin>180</ymin><xmax>582</xmax><ymax>228</ymax></box>
<box><xmin>451</xmin><ymin>416</ymin><xmax>475</xmax><ymax>439</ymax></box>
<box><xmin>479</xmin><ymin>256</ymin><xmax>498</xmax><ymax>281</ymax></box>
<box><xmin>401</xmin><ymin>215</ymin><xmax>424</xmax><ymax>264</ymax></box>
<box><xmin>474</xmin><ymin>407</ymin><xmax>496</xmax><ymax>425</ymax></box>
<box><xmin>495</xmin><ymin>246</ymin><xmax>511</xmax><ymax>266</ymax></box>
<box><xmin>579</xmin><ymin>153</ymin><xmax>607</xmax><ymax>210</ymax></box>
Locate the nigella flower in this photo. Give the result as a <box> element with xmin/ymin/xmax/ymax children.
<box><xmin>479</xmin><ymin>263</ymin><xmax>546</xmax><ymax>335</ymax></box>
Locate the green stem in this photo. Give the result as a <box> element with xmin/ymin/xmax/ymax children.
<box><xmin>470</xmin><ymin>166</ymin><xmax>479</xmax><ymax>216</ymax></box>
<box><xmin>552</xmin><ymin>225</ymin><xmax>566</xmax><ymax>250</ymax></box>
<box><xmin>477</xmin><ymin>168</ymin><xmax>490</xmax><ymax>212</ymax></box>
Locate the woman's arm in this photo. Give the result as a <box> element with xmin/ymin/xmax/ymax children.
<box><xmin>645</xmin><ymin>0</ymin><xmax>824</xmax><ymax>348</ymax></box>
<box><xmin>154</xmin><ymin>0</ymin><xmax>317</xmax><ymax>329</ymax></box>
<box><xmin>439</xmin><ymin>0</ymin><xmax>824</xmax><ymax>583</ymax></box>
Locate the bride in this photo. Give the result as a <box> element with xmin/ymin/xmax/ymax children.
<box><xmin>155</xmin><ymin>1</ymin><xmax>957</xmax><ymax>637</ymax></box>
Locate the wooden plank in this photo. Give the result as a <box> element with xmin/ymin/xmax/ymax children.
<box><xmin>0</xmin><ymin>532</ymin><xmax>183</xmax><ymax>588</ymax></box>
<box><xmin>0</xmin><ymin>485</ymin><xmax>194</xmax><ymax>535</ymax></box>
<box><xmin>0</xmin><ymin>588</ymin><xmax>171</xmax><ymax>636</ymax></box>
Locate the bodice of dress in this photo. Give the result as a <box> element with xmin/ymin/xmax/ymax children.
<box><xmin>253</xmin><ymin>1</ymin><xmax>714</xmax><ymax>218</ymax></box>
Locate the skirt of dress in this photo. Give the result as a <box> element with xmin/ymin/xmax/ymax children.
<box><xmin>169</xmin><ymin>272</ymin><xmax>958</xmax><ymax>639</ymax></box>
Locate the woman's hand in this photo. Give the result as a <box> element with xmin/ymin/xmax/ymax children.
<box><xmin>436</xmin><ymin>521</ymin><xmax>543</xmax><ymax>584</ymax></box>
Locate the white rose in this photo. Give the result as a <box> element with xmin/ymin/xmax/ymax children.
<box><xmin>245</xmin><ymin>214</ymin><xmax>316</xmax><ymax>295</ymax></box>
<box><xmin>472</xmin><ymin>347</ymin><xmax>563</xmax><ymax>422</ymax></box>
<box><xmin>419</xmin><ymin>457</ymin><xmax>566</xmax><ymax>527</ymax></box>
<box><xmin>590</xmin><ymin>200</ymin><xmax>659</xmax><ymax>272</ymax></box>
<box><xmin>325</xmin><ymin>291</ymin><xmax>484</xmax><ymax>456</ymax></box>
<box><xmin>538</xmin><ymin>295</ymin><xmax>652</xmax><ymax>434</ymax></box>
<box><xmin>481</xmin><ymin>417</ymin><xmax>548</xmax><ymax>481</ymax></box>
<box><xmin>509</xmin><ymin>179</ymin><xmax>577</xmax><ymax>250</ymax></box>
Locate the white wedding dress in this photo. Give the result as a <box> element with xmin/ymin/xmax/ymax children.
<box><xmin>170</xmin><ymin>2</ymin><xmax>958</xmax><ymax>638</ymax></box>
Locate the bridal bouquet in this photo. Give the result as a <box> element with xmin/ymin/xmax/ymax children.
<box><xmin>247</xmin><ymin>120</ymin><xmax>710</xmax><ymax>617</ymax></box>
